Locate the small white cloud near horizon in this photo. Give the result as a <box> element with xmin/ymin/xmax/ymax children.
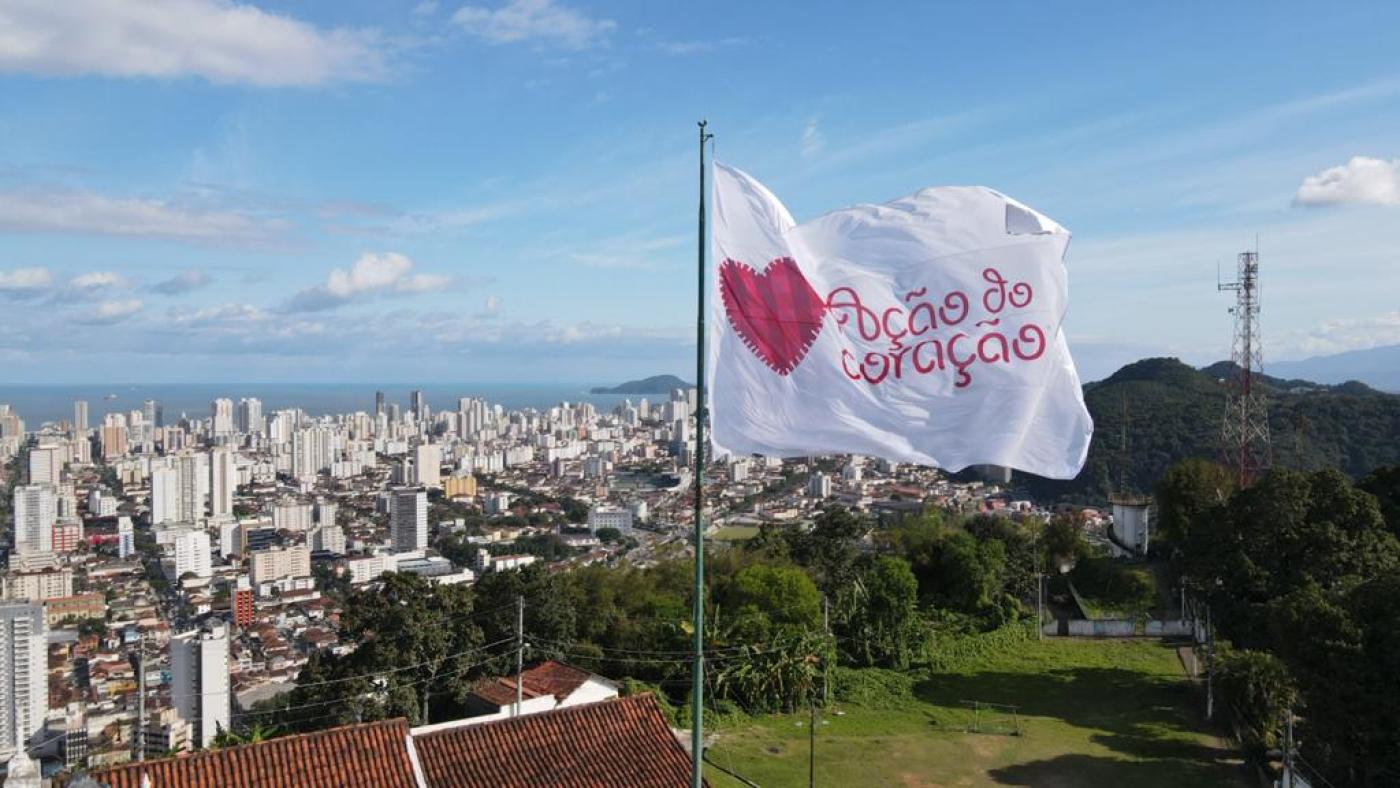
<box><xmin>284</xmin><ymin>252</ymin><xmax>452</xmax><ymax>312</ymax></box>
<box><xmin>0</xmin><ymin>188</ymin><xmax>287</xmax><ymax>246</ymax></box>
<box><xmin>0</xmin><ymin>0</ymin><xmax>386</xmax><ymax>87</ymax></box>
<box><xmin>152</xmin><ymin>269</ymin><xmax>214</xmax><ymax>295</ymax></box>
<box><xmin>1276</xmin><ymin>310</ymin><xmax>1400</xmax><ymax>359</ymax></box>
<box><xmin>0</xmin><ymin>266</ymin><xmax>53</xmax><ymax>296</ymax></box>
<box><xmin>79</xmin><ymin>299</ymin><xmax>144</xmax><ymax>324</ymax></box>
<box><xmin>477</xmin><ymin>294</ymin><xmax>502</xmax><ymax>317</ymax></box>
<box><xmin>69</xmin><ymin>271</ymin><xmax>129</xmax><ymax>292</ymax></box>
<box><xmin>452</xmin><ymin>0</ymin><xmax>615</xmax><ymax>49</ymax></box>
<box><xmin>801</xmin><ymin>118</ymin><xmax>825</xmax><ymax>160</ymax></box>
<box><xmin>1295</xmin><ymin>156</ymin><xmax>1400</xmax><ymax>207</ymax></box>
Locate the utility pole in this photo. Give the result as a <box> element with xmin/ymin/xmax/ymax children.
<box><xmin>808</xmin><ymin>698</ymin><xmax>817</xmax><ymax>788</ymax></box>
<box><xmin>822</xmin><ymin>596</ymin><xmax>831</xmax><ymax>706</ymax></box>
<box><xmin>1284</xmin><ymin>707</ymin><xmax>1295</xmax><ymax>788</ymax></box>
<box><xmin>1205</xmin><ymin>604</ymin><xmax>1215</xmax><ymax>721</ymax></box>
<box><xmin>1037</xmin><ymin>571</ymin><xmax>1044</xmax><ymax>640</ymax></box>
<box><xmin>515</xmin><ymin>595</ymin><xmax>524</xmax><ymax>717</ymax></box>
<box><xmin>135</xmin><ymin>635</ymin><xmax>146</xmax><ymax>761</ymax></box>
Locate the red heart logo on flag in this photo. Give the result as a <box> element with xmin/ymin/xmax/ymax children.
<box><xmin>720</xmin><ymin>257</ymin><xmax>826</xmax><ymax>376</ymax></box>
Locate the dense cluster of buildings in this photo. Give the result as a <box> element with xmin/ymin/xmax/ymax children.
<box><xmin>0</xmin><ymin>387</ymin><xmax>1044</xmax><ymax>782</ymax></box>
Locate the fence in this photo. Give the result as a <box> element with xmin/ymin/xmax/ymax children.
<box><xmin>1043</xmin><ymin>619</ymin><xmax>1194</xmax><ymax>638</ymax></box>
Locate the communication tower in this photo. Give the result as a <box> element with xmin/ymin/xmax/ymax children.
<box><xmin>1217</xmin><ymin>250</ymin><xmax>1272</xmax><ymax>487</ymax></box>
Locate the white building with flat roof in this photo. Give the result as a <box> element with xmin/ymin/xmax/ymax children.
<box><xmin>171</xmin><ymin>623</ymin><xmax>230</xmax><ymax>749</ymax></box>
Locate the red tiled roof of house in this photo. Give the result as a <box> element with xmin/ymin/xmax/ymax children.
<box><xmin>469</xmin><ymin>660</ymin><xmax>595</xmax><ymax>708</ymax></box>
<box><xmin>520</xmin><ymin>660</ymin><xmax>594</xmax><ymax>701</ymax></box>
<box><xmin>414</xmin><ymin>693</ymin><xmax>698</xmax><ymax>787</ymax></box>
<box><xmin>471</xmin><ymin>676</ymin><xmax>546</xmax><ymax>708</ymax></box>
<box><xmin>87</xmin><ymin>718</ymin><xmax>418</xmax><ymax>788</ymax></box>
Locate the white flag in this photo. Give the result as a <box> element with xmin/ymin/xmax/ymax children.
<box><xmin>708</xmin><ymin>163</ymin><xmax>1092</xmax><ymax>479</ymax></box>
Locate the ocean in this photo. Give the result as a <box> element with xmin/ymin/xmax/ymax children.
<box><xmin>0</xmin><ymin>383</ymin><xmax>651</xmax><ymax>428</ymax></box>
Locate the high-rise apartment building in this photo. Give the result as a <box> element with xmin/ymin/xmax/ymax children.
<box><xmin>26</xmin><ymin>445</ymin><xmax>62</xmax><ymax>486</ymax></box>
<box><xmin>390</xmin><ymin>487</ymin><xmax>427</xmax><ymax>553</ymax></box>
<box><xmin>11</xmin><ymin>485</ymin><xmax>55</xmax><ymax>556</ymax></box>
<box><xmin>209</xmin><ymin>449</ymin><xmax>235</xmax><ymax>518</ymax></box>
<box><xmin>172</xmin><ymin>530</ymin><xmax>212</xmax><ymax>579</ymax></box>
<box><xmin>210</xmin><ymin>399</ymin><xmax>234</xmax><ymax>439</ymax></box>
<box><xmin>414</xmin><ymin>443</ymin><xmax>441</xmax><ymax>488</ymax></box>
<box><xmin>170</xmin><ymin>623</ymin><xmax>229</xmax><ymax>749</ymax></box>
<box><xmin>237</xmin><ymin>398</ymin><xmax>262</xmax><ymax>435</ymax></box>
<box><xmin>0</xmin><ymin>603</ymin><xmax>47</xmax><ymax>761</ymax></box>
<box><xmin>73</xmin><ymin>401</ymin><xmax>88</xmax><ymax>433</ymax></box>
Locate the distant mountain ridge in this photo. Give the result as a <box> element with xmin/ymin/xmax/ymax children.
<box><xmin>590</xmin><ymin>375</ymin><xmax>692</xmax><ymax>395</ymax></box>
<box><xmin>1025</xmin><ymin>357</ymin><xmax>1400</xmax><ymax>501</ymax></box>
<box><xmin>1267</xmin><ymin>344</ymin><xmax>1400</xmax><ymax>393</ymax></box>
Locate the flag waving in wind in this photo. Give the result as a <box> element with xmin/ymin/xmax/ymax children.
<box><xmin>708</xmin><ymin>163</ymin><xmax>1093</xmax><ymax>479</ymax></box>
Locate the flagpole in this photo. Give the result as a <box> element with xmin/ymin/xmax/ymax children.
<box><xmin>692</xmin><ymin>118</ymin><xmax>713</xmax><ymax>788</ymax></box>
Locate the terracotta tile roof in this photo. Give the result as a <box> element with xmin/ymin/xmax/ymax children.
<box><xmin>470</xmin><ymin>660</ymin><xmax>598</xmax><ymax>708</ymax></box>
<box><xmin>87</xmin><ymin>718</ymin><xmax>418</xmax><ymax>788</ymax></box>
<box><xmin>471</xmin><ymin>676</ymin><xmax>545</xmax><ymax>708</ymax></box>
<box><xmin>521</xmin><ymin>660</ymin><xmax>594</xmax><ymax>701</ymax></box>
<box><xmin>414</xmin><ymin>693</ymin><xmax>699</xmax><ymax>787</ymax></box>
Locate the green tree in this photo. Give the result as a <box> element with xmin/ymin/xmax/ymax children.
<box><xmin>1359</xmin><ymin>465</ymin><xmax>1400</xmax><ymax>538</ymax></box>
<box><xmin>1214</xmin><ymin>648</ymin><xmax>1297</xmax><ymax>757</ymax></box>
<box><xmin>1155</xmin><ymin>458</ymin><xmax>1235</xmax><ymax>551</ymax></box>
<box><xmin>834</xmin><ymin>556</ymin><xmax>926</xmax><ymax>669</ymax></box>
<box><xmin>286</xmin><ymin>572</ymin><xmax>486</xmax><ymax>728</ymax></box>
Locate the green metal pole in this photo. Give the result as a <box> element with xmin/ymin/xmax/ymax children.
<box><xmin>692</xmin><ymin>119</ymin><xmax>712</xmax><ymax>788</ymax></box>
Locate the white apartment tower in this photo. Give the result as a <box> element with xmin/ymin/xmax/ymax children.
<box><xmin>414</xmin><ymin>443</ymin><xmax>442</xmax><ymax>488</ymax></box>
<box><xmin>209</xmin><ymin>449</ymin><xmax>235</xmax><ymax>518</ymax></box>
<box><xmin>170</xmin><ymin>623</ymin><xmax>230</xmax><ymax>749</ymax></box>
<box><xmin>150</xmin><ymin>465</ymin><xmax>180</xmax><ymax>525</ymax></box>
<box><xmin>11</xmin><ymin>486</ymin><xmax>55</xmax><ymax>556</ymax></box>
<box><xmin>237</xmin><ymin>398</ymin><xmax>263</xmax><ymax>435</ymax></box>
<box><xmin>210</xmin><ymin>399</ymin><xmax>235</xmax><ymax>439</ymax></box>
<box><xmin>172</xmin><ymin>530</ymin><xmax>212</xmax><ymax>579</ymax></box>
<box><xmin>390</xmin><ymin>487</ymin><xmax>427</xmax><ymax>553</ymax></box>
<box><xmin>27</xmin><ymin>446</ymin><xmax>62</xmax><ymax>486</ymax></box>
<box><xmin>0</xmin><ymin>603</ymin><xmax>47</xmax><ymax>761</ymax></box>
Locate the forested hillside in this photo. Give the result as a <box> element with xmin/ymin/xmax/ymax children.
<box><xmin>1023</xmin><ymin>357</ymin><xmax>1400</xmax><ymax>501</ymax></box>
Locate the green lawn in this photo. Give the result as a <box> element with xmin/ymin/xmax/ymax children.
<box><xmin>704</xmin><ymin>638</ymin><xmax>1245</xmax><ymax>787</ymax></box>
<box><xmin>710</xmin><ymin>525</ymin><xmax>761</xmax><ymax>542</ymax></box>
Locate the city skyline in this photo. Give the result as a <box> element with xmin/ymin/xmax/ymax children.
<box><xmin>0</xmin><ymin>2</ymin><xmax>1397</xmax><ymax>384</ymax></box>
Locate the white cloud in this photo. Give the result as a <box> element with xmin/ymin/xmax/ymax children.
<box><xmin>0</xmin><ymin>266</ymin><xmax>53</xmax><ymax>296</ymax></box>
<box><xmin>1276</xmin><ymin>311</ymin><xmax>1400</xmax><ymax>358</ymax></box>
<box><xmin>476</xmin><ymin>294</ymin><xmax>501</xmax><ymax>317</ymax></box>
<box><xmin>70</xmin><ymin>271</ymin><xmax>129</xmax><ymax>291</ymax></box>
<box><xmin>0</xmin><ymin>189</ymin><xmax>286</xmax><ymax>245</ymax></box>
<box><xmin>568</xmin><ymin>233</ymin><xmax>686</xmax><ymax>270</ymax></box>
<box><xmin>1295</xmin><ymin>156</ymin><xmax>1400</xmax><ymax>207</ymax></box>
<box><xmin>0</xmin><ymin>0</ymin><xmax>386</xmax><ymax>86</ymax></box>
<box><xmin>79</xmin><ymin>299</ymin><xmax>143</xmax><ymax>324</ymax></box>
<box><xmin>284</xmin><ymin>252</ymin><xmax>453</xmax><ymax>312</ymax></box>
<box><xmin>152</xmin><ymin>269</ymin><xmax>214</xmax><ymax>295</ymax></box>
<box><xmin>170</xmin><ymin>303</ymin><xmax>269</xmax><ymax>324</ymax></box>
<box><xmin>801</xmin><ymin>118</ymin><xmax>824</xmax><ymax>160</ymax></box>
<box><xmin>452</xmin><ymin>0</ymin><xmax>615</xmax><ymax>49</ymax></box>
<box><xmin>414</xmin><ymin>1</ymin><xmax>440</xmax><ymax>16</ymax></box>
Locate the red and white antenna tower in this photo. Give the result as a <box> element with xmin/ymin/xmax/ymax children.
<box><xmin>1218</xmin><ymin>250</ymin><xmax>1272</xmax><ymax>487</ymax></box>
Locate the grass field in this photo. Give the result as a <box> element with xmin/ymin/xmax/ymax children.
<box><xmin>710</xmin><ymin>525</ymin><xmax>761</xmax><ymax>542</ymax></box>
<box><xmin>704</xmin><ymin>638</ymin><xmax>1245</xmax><ymax>787</ymax></box>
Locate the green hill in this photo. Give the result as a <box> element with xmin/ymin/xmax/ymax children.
<box><xmin>1024</xmin><ymin>357</ymin><xmax>1400</xmax><ymax>501</ymax></box>
<box><xmin>590</xmin><ymin>374</ymin><xmax>691</xmax><ymax>395</ymax></box>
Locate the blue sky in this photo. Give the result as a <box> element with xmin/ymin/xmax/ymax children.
<box><xmin>1</xmin><ymin>0</ymin><xmax>1398</xmax><ymax>384</ymax></box>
